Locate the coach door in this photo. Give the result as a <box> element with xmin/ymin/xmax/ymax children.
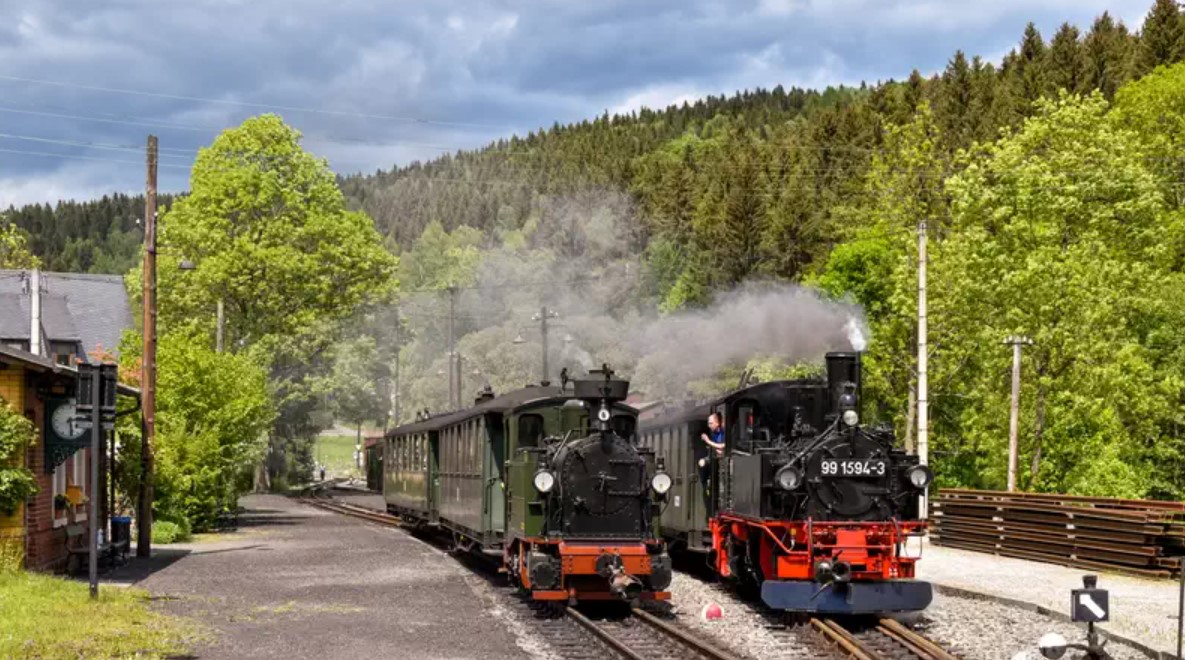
<box><xmin>482</xmin><ymin>416</ymin><xmax>506</xmax><ymax>541</ymax></box>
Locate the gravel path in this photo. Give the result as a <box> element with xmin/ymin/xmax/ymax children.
<box><xmin>920</xmin><ymin>537</ymin><xmax>1180</xmax><ymax>656</ymax></box>
<box><xmin>113</xmin><ymin>494</ymin><xmax>538</xmax><ymax>659</ymax></box>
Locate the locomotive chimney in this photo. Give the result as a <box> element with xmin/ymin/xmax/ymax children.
<box><xmin>825</xmin><ymin>352</ymin><xmax>862</xmax><ymax>415</ymax></box>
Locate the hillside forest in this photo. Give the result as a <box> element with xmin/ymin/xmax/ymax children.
<box><xmin>5</xmin><ymin>1</ymin><xmax>1185</xmax><ymax>505</ymax></box>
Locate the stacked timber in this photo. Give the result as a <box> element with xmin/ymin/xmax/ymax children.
<box><xmin>931</xmin><ymin>489</ymin><xmax>1185</xmax><ymax>579</ymax></box>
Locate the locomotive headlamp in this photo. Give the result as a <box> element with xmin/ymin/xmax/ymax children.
<box><xmin>906</xmin><ymin>465</ymin><xmax>933</xmax><ymax>489</ymax></box>
<box><xmin>775</xmin><ymin>465</ymin><xmax>803</xmax><ymax>491</ymax></box>
<box><xmin>533</xmin><ymin>469</ymin><xmax>556</xmax><ymax>494</ymax></box>
<box><xmin>842</xmin><ymin>409</ymin><xmax>859</xmax><ymax>426</ymax></box>
<box><xmin>651</xmin><ymin>471</ymin><xmax>672</xmax><ymax>495</ymax></box>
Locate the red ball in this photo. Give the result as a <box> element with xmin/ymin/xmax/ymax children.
<box><xmin>701</xmin><ymin>602</ymin><xmax>724</xmax><ymax>621</ymax></box>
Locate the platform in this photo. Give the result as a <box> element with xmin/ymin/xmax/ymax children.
<box><xmin>107</xmin><ymin>494</ymin><xmax>534</xmax><ymax>659</ymax></box>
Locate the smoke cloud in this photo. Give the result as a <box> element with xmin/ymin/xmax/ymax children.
<box><xmin>628</xmin><ymin>283</ymin><xmax>867</xmax><ymax>393</ymax></box>
<box><xmin>380</xmin><ymin>189</ymin><xmax>870</xmax><ymax>417</ymax></box>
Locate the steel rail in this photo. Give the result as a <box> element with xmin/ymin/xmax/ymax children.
<box><xmin>878</xmin><ymin>618</ymin><xmax>960</xmax><ymax>660</ymax></box>
<box><xmin>811</xmin><ymin>617</ymin><xmax>959</xmax><ymax>660</ymax></box>
<box><xmin>564</xmin><ymin>607</ymin><xmax>650</xmax><ymax>660</ymax></box>
<box><xmin>629</xmin><ymin>607</ymin><xmax>744</xmax><ymax>660</ymax></box>
<box><xmin>811</xmin><ymin>618</ymin><xmax>879</xmax><ymax>660</ymax></box>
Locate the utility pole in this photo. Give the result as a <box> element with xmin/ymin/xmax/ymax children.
<box><xmin>916</xmin><ymin>219</ymin><xmax>929</xmax><ymax>519</ymax></box>
<box><xmin>215</xmin><ymin>299</ymin><xmax>224</xmax><ymax>353</ymax></box>
<box><xmin>1004</xmin><ymin>335</ymin><xmax>1033</xmax><ymax>492</ymax></box>
<box><xmin>138</xmin><ymin>134</ymin><xmax>158</xmax><ymax>558</ymax></box>
<box><xmin>392</xmin><ymin>307</ymin><xmax>400</xmax><ymax>426</ymax></box>
<box><xmin>446</xmin><ymin>286</ymin><xmax>458</xmax><ymax>409</ymax></box>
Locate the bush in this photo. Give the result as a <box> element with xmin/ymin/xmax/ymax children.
<box><xmin>151</xmin><ymin>520</ymin><xmax>190</xmax><ymax>545</ymax></box>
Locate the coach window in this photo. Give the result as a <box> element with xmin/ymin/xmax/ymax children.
<box><xmin>518</xmin><ymin>414</ymin><xmax>544</xmax><ymax>447</ymax></box>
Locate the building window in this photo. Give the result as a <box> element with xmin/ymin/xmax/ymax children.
<box><xmin>52</xmin><ymin>450</ymin><xmax>86</xmax><ymax>528</ymax></box>
<box><xmin>50</xmin><ymin>342</ymin><xmax>77</xmax><ymax>366</ymax></box>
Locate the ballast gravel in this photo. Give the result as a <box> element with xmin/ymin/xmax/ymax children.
<box><xmin>921</xmin><ymin>591</ymin><xmax>1149</xmax><ymax>660</ymax></box>
<box><xmin>664</xmin><ymin>570</ymin><xmax>1155</xmax><ymax>660</ymax></box>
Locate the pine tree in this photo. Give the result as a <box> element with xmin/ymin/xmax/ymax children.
<box><xmin>1016</xmin><ymin>23</ymin><xmax>1050</xmax><ymax>105</ymax></box>
<box><xmin>1085</xmin><ymin>12</ymin><xmax>1136</xmax><ymax>98</ymax></box>
<box><xmin>1137</xmin><ymin>0</ymin><xmax>1185</xmax><ymax>74</ymax></box>
<box><xmin>1048</xmin><ymin>23</ymin><xmax>1088</xmax><ymax>95</ymax></box>
<box><xmin>938</xmin><ymin>50</ymin><xmax>975</xmax><ymax>149</ymax></box>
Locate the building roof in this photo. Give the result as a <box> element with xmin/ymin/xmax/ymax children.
<box><xmin>0</xmin><ymin>343</ymin><xmax>140</xmax><ymax>397</ymax></box>
<box><xmin>0</xmin><ymin>270</ymin><xmax>132</xmax><ymax>360</ymax></box>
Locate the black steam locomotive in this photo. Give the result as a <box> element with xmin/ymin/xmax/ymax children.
<box><xmin>639</xmin><ymin>352</ymin><xmax>933</xmax><ymax>613</ymax></box>
<box><xmin>383</xmin><ymin>367</ymin><xmax>672</xmax><ymax>602</ymax></box>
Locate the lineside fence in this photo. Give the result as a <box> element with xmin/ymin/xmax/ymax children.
<box><xmin>931</xmin><ymin>489</ymin><xmax>1184</xmax><ymax>579</ymax></box>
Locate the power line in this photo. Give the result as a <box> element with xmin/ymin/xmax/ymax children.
<box><xmin>0</xmin><ymin>146</ymin><xmax>191</xmax><ymax>169</ymax></box>
<box><xmin>0</xmin><ymin>73</ymin><xmax>511</xmax><ymax>129</ymax></box>
<box><xmin>0</xmin><ymin>132</ymin><xmax>194</xmax><ymax>159</ymax></box>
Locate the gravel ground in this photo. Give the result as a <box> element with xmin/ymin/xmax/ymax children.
<box><xmin>664</xmin><ymin>571</ymin><xmax>813</xmax><ymax>659</ymax></box>
<box><xmin>111</xmin><ymin>494</ymin><xmax>539</xmax><ymax>659</ymax></box>
<box><xmin>664</xmin><ymin>568</ymin><xmax>1161</xmax><ymax>660</ymax></box>
<box><xmin>922</xmin><ymin>591</ymin><xmax>1150</xmax><ymax>660</ymax></box>
<box><xmin>919</xmin><ymin>538</ymin><xmax>1180</xmax><ymax>656</ymax></box>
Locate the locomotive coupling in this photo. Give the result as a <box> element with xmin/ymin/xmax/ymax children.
<box><xmin>814</xmin><ymin>559</ymin><xmax>853</xmax><ymax>583</ymax></box>
<box><xmin>608</xmin><ymin>567</ymin><xmax>644</xmax><ymax>600</ymax></box>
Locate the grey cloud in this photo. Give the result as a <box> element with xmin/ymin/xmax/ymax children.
<box><xmin>0</xmin><ymin>0</ymin><xmax>1155</xmax><ymax>206</ymax></box>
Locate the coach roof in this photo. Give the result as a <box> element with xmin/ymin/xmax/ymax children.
<box><xmin>387</xmin><ymin>385</ymin><xmax>564</xmax><ymax>437</ymax></box>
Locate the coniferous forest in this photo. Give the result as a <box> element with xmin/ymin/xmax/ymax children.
<box><xmin>6</xmin><ymin>1</ymin><xmax>1185</xmax><ymax>498</ymax></box>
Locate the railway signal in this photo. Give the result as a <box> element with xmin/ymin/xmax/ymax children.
<box><xmin>1036</xmin><ymin>575</ymin><xmax>1113</xmax><ymax>660</ymax></box>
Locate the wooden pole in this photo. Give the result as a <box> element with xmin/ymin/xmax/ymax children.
<box><xmin>138</xmin><ymin>135</ymin><xmax>157</xmax><ymax>558</ymax></box>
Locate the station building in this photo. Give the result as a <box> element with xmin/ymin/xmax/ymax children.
<box><xmin>0</xmin><ymin>269</ymin><xmax>136</xmax><ymax>571</ymax></box>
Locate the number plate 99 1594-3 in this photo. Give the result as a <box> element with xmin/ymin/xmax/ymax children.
<box><xmin>820</xmin><ymin>459</ymin><xmax>887</xmax><ymax>477</ymax></box>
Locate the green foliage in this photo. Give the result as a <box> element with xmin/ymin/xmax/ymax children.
<box><xmin>0</xmin><ymin>398</ymin><xmax>37</xmax><ymax>516</ymax></box>
<box><xmin>160</xmin><ymin>115</ymin><xmax>398</xmax><ymax>344</ymax></box>
<box><xmin>149</xmin><ymin>114</ymin><xmax>396</xmax><ymax>489</ymax></box>
<box><xmin>120</xmin><ymin>329</ymin><xmax>274</xmax><ymax>532</ymax></box>
<box><xmin>0</xmin><ymin>223</ymin><xmax>39</xmax><ymax>269</ymax></box>
<box><xmin>927</xmin><ymin>92</ymin><xmax>1182</xmax><ymax>496</ymax></box>
<box><xmin>151</xmin><ymin>520</ymin><xmax>190</xmax><ymax>545</ymax></box>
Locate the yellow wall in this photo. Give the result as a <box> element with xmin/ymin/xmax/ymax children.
<box><xmin>0</xmin><ymin>364</ymin><xmax>27</xmax><ymax>559</ymax></box>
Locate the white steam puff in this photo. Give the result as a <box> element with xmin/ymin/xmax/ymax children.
<box><xmin>629</xmin><ymin>283</ymin><xmax>868</xmax><ymax>390</ymax></box>
<box><xmin>846</xmin><ymin>316</ymin><xmax>867</xmax><ymax>352</ymax></box>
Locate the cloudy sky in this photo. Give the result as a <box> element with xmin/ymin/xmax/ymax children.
<box><xmin>0</xmin><ymin>0</ymin><xmax>1152</xmax><ymax>207</ymax></box>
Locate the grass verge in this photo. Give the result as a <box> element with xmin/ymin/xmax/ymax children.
<box><xmin>314</xmin><ymin>433</ymin><xmax>363</xmax><ymax>478</ymax></box>
<box><xmin>0</xmin><ymin>571</ymin><xmax>203</xmax><ymax>658</ymax></box>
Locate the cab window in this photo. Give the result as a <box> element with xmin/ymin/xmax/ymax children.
<box><xmin>518</xmin><ymin>414</ymin><xmax>545</xmax><ymax>447</ymax></box>
<box><xmin>611</xmin><ymin>414</ymin><xmax>636</xmax><ymax>440</ymax></box>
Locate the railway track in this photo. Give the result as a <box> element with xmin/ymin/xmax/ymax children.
<box><xmin>811</xmin><ymin>616</ymin><xmax>959</xmax><ymax>660</ymax></box>
<box><xmin>302</xmin><ymin>495</ymin><xmax>747</xmax><ymax>660</ymax></box>
<box><xmin>566</xmin><ymin>606</ymin><xmax>742</xmax><ymax>660</ymax></box>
